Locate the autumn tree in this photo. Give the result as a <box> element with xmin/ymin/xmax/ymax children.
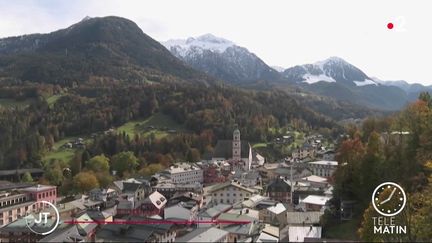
<box><xmin>111</xmin><ymin>151</ymin><xmax>138</xmax><ymax>177</ymax></box>
<box><xmin>73</xmin><ymin>171</ymin><xmax>99</xmax><ymax>193</ymax></box>
<box><xmin>86</xmin><ymin>154</ymin><xmax>110</xmax><ymax>172</ymax></box>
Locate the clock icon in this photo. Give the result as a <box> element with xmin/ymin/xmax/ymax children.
<box><xmin>372</xmin><ymin>182</ymin><xmax>406</xmax><ymax>217</ymax></box>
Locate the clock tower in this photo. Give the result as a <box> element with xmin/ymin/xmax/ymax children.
<box><xmin>232</xmin><ymin>126</ymin><xmax>241</xmax><ymax>161</ymax></box>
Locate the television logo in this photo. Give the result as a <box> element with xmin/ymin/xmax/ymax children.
<box><xmin>25</xmin><ymin>201</ymin><xmax>60</xmax><ymax>235</ymax></box>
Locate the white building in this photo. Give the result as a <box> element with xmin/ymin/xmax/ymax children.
<box><xmin>166</xmin><ymin>163</ymin><xmax>203</xmax><ymax>184</ymax></box>
<box><xmin>209</xmin><ymin>181</ymin><xmax>257</xmax><ymax>205</ymax></box>
<box><xmin>308</xmin><ymin>160</ymin><xmax>338</xmax><ymax>177</ymax></box>
<box><xmin>177</xmin><ymin>227</ymin><xmax>229</xmax><ymax>243</ymax></box>
<box><xmin>300</xmin><ymin>195</ymin><xmax>331</xmax><ymax>212</ymax></box>
<box><xmin>288</xmin><ymin>226</ymin><xmax>322</xmax><ymax>242</ymax></box>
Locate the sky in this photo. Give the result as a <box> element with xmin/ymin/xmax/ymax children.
<box><xmin>1</xmin><ymin>0</ymin><xmax>431</xmax><ymax>85</ymax></box>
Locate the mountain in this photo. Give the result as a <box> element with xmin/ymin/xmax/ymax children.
<box><xmin>0</xmin><ymin>16</ymin><xmax>210</xmax><ymax>85</ymax></box>
<box><xmin>375</xmin><ymin>79</ymin><xmax>432</xmax><ymax>101</ymax></box>
<box><xmin>162</xmin><ymin>34</ymin><xmax>284</xmax><ymax>84</ymax></box>
<box><xmin>282</xmin><ymin>57</ymin><xmax>378</xmax><ymax>87</ymax></box>
<box><xmin>281</xmin><ymin>57</ymin><xmax>409</xmax><ymax>111</ymax></box>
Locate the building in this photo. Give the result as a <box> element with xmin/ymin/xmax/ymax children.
<box><xmin>288</xmin><ymin>226</ymin><xmax>322</xmax><ymax>242</ymax></box>
<box><xmin>232</xmin><ymin>170</ymin><xmax>262</xmax><ymax>188</ymax></box>
<box><xmin>95</xmin><ymin>217</ymin><xmax>177</xmax><ymax>242</ymax></box>
<box><xmin>300</xmin><ymin>195</ymin><xmax>331</xmax><ymax>212</ymax></box>
<box><xmin>166</xmin><ymin>163</ymin><xmax>203</xmax><ymax>184</ymax></box>
<box><xmin>209</xmin><ymin>181</ymin><xmax>257</xmax><ymax>205</ymax></box>
<box><xmin>291</xmin><ymin>143</ymin><xmax>316</xmax><ymax>161</ymax></box>
<box><xmin>217</xmin><ymin>213</ymin><xmax>263</xmax><ymax>242</ymax></box>
<box><xmin>211</xmin><ymin>128</ymin><xmax>254</xmax><ymax>171</ymax></box>
<box><xmin>286</xmin><ymin>212</ymin><xmax>323</xmax><ymax>226</ymax></box>
<box><xmin>259</xmin><ymin>202</ymin><xmax>287</xmax><ymax>227</ymax></box>
<box><xmin>0</xmin><ymin>192</ymin><xmax>33</xmax><ymax>227</ymax></box>
<box><xmin>164</xmin><ymin>201</ymin><xmax>198</xmax><ymax>222</ymax></box>
<box><xmin>176</xmin><ymin>227</ymin><xmax>229</xmax><ymax>242</ymax></box>
<box><xmin>266</xmin><ymin>177</ymin><xmax>291</xmax><ymax>203</ymax></box>
<box><xmin>308</xmin><ymin>161</ymin><xmax>338</xmax><ymax>177</ymax></box>
<box><xmin>19</xmin><ymin>184</ymin><xmax>57</xmax><ymax>206</ymax></box>
<box><xmin>300</xmin><ymin>175</ymin><xmax>329</xmax><ymax>188</ymax></box>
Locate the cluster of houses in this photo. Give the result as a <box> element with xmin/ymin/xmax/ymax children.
<box><xmin>289</xmin><ymin>134</ymin><xmax>335</xmax><ymax>162</ymax></box>
<box><xmin>0</xmin><ymin>128</ymin><xmax>343</xmax><ymax>242</ymax></box>
<box><xmin>60</xmin><ymin>137</ymin><xmax>86</xmax><ymax>149</ymax></box>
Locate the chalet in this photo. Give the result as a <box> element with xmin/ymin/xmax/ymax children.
<box><xmin>266</xmin><ymin>177</ymin><xmax>291</xmax><ymax>203</ymax></box>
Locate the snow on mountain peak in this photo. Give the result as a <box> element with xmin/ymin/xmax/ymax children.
<box><xmin>162</xmin><ymin>34</ymin><xmax>235</xmax><ymax>57</ymax></box>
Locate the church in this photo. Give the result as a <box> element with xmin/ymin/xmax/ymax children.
<box><xmin>211</xmin><ymin>127</ymin><xmax>264</xmax><ymax>171</ymax></box>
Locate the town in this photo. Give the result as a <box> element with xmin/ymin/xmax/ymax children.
<box><xmin>0</xmin><ymin>127</ymin><xmax>343</xmax><ymax>242</ymax></box>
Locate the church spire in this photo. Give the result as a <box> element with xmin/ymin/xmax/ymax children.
<box><xmin>232</xmin><ymin>125</ymin><xmax>241</xmax><ymax>161</ymax></box>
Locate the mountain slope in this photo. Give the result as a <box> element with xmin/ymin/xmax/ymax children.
<box><xmin>0</xmin><ymin>16</ymin><xmax>210</xmax><ymax>85</ymax></box>
<box><xmin>162</xmin><ymin>34</ymin><xmax>284</xmax><ymax>84</ymax></box>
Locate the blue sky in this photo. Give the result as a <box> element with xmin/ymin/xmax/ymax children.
<box><xmin>1</xmin><ymin>0</ymin><xmax>431</xmax><ymax>85</ymax></box>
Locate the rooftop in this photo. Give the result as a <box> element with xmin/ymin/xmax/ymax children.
<box><xmin>301</xmin><ymin>195</ymin><xmax>331</xmax><ymax>206</ymax></box>
<box><xmin>286</xmin><ymin>212</ymin><xmax>324</xmax><ymax>225</ymax></box>
<box><xmin>177</xmin><ymin>227</ymin><xmax>229</xmax><ymax>242</ymax></box>
<box><xmin>308</xmin><ymin>160</ymin><xmax>338</xmax><ymax>166</ymax></box>
<box><xmin>301</xmin><ymin>175</ymin><xmax>328</xmax><ymax>183</ymax></box>
<box><xmin>19</xmin><ymin>184</ymin><xmax>56</xmax><ymax>192</ymax></box>
<box><xmin>289</xmin><ymin>226</ymin><xmax>322</xmax><ymax>242</ymax></box>
<box><xmin>266</xmin><ymin>203</ymin><xmax>286</xmax><ymax>215</ymax></box>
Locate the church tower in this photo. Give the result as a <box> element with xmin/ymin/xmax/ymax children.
<box><xmin>232</xmin><ymin>126</ymin><xmax>241</xmax><ymax>161</ymax></box>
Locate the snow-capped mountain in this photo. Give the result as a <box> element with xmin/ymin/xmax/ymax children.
<box><xmin>162</xmin><ymin>34</ymin><xmax>283</xmax><ymax>83</ymax></box>
<box><xmin>282</xmin><ymin>57</ymin><xmax>378</xmax><ymax>87</ymax></box>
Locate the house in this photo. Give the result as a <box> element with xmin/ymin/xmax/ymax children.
<box><xmin>176</xmin><ymin>227</ymin><xmax>229</xmax><ymax>242</ymax></box>
<box><xmin>300</xmin><ymin>195</ymin><xmax>331</xmax><ymax>212</ymax></box>
<box><xmin>88</xmin><ymin>188</ymin><xmax>117</xmax><ymax>208</ymax></box>
<box><xmin>197</xmin><ymin>204</ymin><xmax>233</xmax><ymax>228</ymax></box>
<box><xmin>289</xmin><ymin>226</ymin><xmax>322</xmax><ymax>242</ymax></box>
<box><xmin>266</xmin><ymin>177</ymin><xmax>292</xmax><ymax>203</ymax></box>
<box><xmin>217</xmin><ymin>213</ymin><xmax>263</xmax><ymax>242</ymax></box>
<box><xmin>286</xmin><ymin>212</ymin><xmax>323</xmax><ymax>226</ymax></box>
<box><xmin>292</xmin><ymin>143</ymin><xmax>316</xmax><ymax>160</ymax></box>
<box><xmin>168</xmin><ymin>191</ymin><xmax>203</xmax><ymax>208</ymax></box>
<box><xmin>164</xmin><ymin>201</ymin><xmax>198</xmax><ymax>222</ymax></box>
<box><xmin>139</xmin><ymin>191</ymin><xmax>167</xmax><ymax>217</ymax></box>
<box><xmin>95</xmin><ymin>217</ymin><xmax>177</xmax><ymax>242</ymax></box>
<box><xmin>300</xmin><ymin>175</ymin><xmax>329</xmax><ymax>188</ymax></box>
<box><xmin>308</xmin><ymin>161</ymin><xmax>338</xmax><ymax>177</ymax></box>
<box><xmin>232</xmin><ymin>170</ymin><xmax>262</xmax><ymax>188</ymax></box>
<box><xmin>121</xmin><ymin>182</ymin><xmax>146</xmax><ymax>202</ymax></box>
<box><xmin>209</xmin><ymin>181</ymin><xmax>257</xmax><ymax>205</ymax></box>
<box><xmin>259</xmin><ymin>202</ymin><xmax>287</xmax><ymax>227</ymax></box>
<box><xmin>257</xmin><ymin>231</ymin><xmax>279</xmax><ymax>242</ymax></box>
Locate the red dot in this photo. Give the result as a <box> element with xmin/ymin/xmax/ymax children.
<box><xmin>387</xmin><ymin>23</ymin><xmax>394</xmax><ymax>29</ymax></box>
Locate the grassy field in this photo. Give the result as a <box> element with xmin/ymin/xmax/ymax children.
<box><xmin>46</xmin><ymin>94</ymin><xmax>64</xmax><ymax>107</ymax></box>
<box><xmin>117</xmin><ymin>113</ymin><xmax>185</xmax><ymax>137</ymax></box>
<box><xmin>43</xmin><ymin>149</ymin><xmax>75</xmax><ymax>164</ymax></box>
<box><xmin>43</xmin><ymin>135</ymin><xmax>91</xmax><ymax>164</ymax></box>
<box><xmin>324</xmin><ymin>217</ymin><xmax>361</xmax><ymax>241</ymax></box>
<box><xmin>0</xmin><ymin>98</ymin><xmax>34</xmax><ymax>109</ymax></box>
<box><xmin>252</xmin><ymin>143</ymin><xmax>268</xmax><ymax>149</ymax></box>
